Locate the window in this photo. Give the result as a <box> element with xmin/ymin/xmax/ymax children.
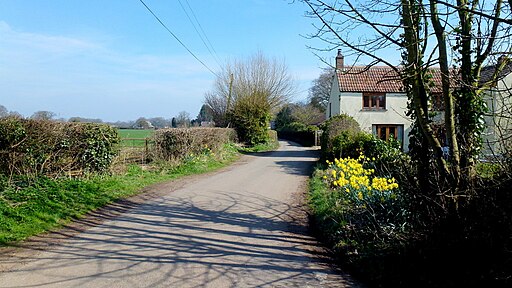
<box><xmin>372</xmin><ymin>124</ymin><xmax>404</xmax><ymax>146</ymax></box>
<box><xmin>363</xmin><ymin>93</ymin><xmax>386</xmax><ymax>110</ymax></box>
<box><xmin>432</xmin><ymin>92</ymin><xmax>444</xmax><ymax>111</ymax></box>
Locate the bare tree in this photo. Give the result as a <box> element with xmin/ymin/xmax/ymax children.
<box><xmin>302</xmin><ymin>0</ymin><xmax>512</xmax><ymax>190</ymax></box>
<box><xmin>31</xmin><ymin>110</ymin><xmax>56</xmax><ymax>120</ymax></box>
<box><xmin>309</xmin><ymin>68</ymin><xmax>335</xmax><ymax>112</ymax></box>
<box><xmin>0</xmin><ymin>105</ymin><xmax>8</xmax><ymax>118</ymax></box>
<box><xmin>205</xmin><ymin>52</ymin><xmax>295</xmax><ymax>124</ymax></box>
<box><xmin>175</xmin><ymin>111</ymin><xmax>191</xmax><ymax>128</ymax></box>
<box><xmin>205</xmin><ymin>52</ymin><xmax>295</xmax><ymax>143</ymax></box>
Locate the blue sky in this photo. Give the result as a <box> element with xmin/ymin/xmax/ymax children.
<box><xmin>0</xmin><ymin>0</ymin><xmax>340</xmax><ymax>122</ymax></box>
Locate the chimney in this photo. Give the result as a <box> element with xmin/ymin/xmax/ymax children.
<box><xmin>336</xmin><ymin>49</ymin><xmax>344</xmax><ymax>70</ymax></box>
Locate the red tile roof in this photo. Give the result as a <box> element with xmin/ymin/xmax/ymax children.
<box><xmin>337</xmin><ymin>66</ymin><xmax>445</xmax><ymax>93</ymax></box>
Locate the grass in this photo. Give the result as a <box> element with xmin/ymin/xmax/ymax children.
<box><xmin>0</xmin><ymin>143</ymin><xmax>240</xmax><ymax>245</ymax></box>
<box><xmin>237</xmin><ymin>139</ymin><xmax>280</xmax><ymax>153</ymax></box>
<box><xmin>118</xmin><ymin>129</ymin><xmax>155</xmax><ymax>148</ymax></box>
<box><xmin>118</xmin><ymin>129</ymin><xmax>155</xmax><ymax>139</ymax></box>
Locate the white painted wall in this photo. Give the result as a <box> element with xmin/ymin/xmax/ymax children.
<box><xmin>483</xmin><ymin>72</ymin><xmax>512</xmax><ymax>156</ymax></box>
<box><xmin>326</xmin><ymin>75</ymin><xmax>341</xmax><ymax>119</ymax></box>
<box><xmin>339</xmin><ymin>92</ymin><xmax>412</xmax><ymax>150</ymax></box>
<box><xmin>327</xmin><ymin>71</ymin><xmax>413</xmax><ymax>150</ymax></box>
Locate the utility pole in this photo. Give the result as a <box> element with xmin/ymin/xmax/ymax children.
<box><xmin>226</xmin><ymin>73</ymin><xmax>234</xmax><ymax>128</ymax></box>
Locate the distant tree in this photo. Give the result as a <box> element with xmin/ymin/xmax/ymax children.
<box><xmin>308</xmin><ymin>69</ymin><xmax>334</xmax><ymax>113</ymax></box>
<box><xmin>171</xmin><ymin>117</ymin><xmax>177</xmax><ymax>128</ymax></box>
<box><xmin>205</xmin><ymin>52</ymin><xmax>294</xmax><ymax>144</ymax></box>
<box><xmin>275</xmin><ymin>104</ymin><xmax>297</xmax><ymax>131</ymax></box>
<box><xmin>8</xmin><ymin>111</ymin><xmax>23</xmax><ymax>118</ymax></box>
<box><xmin>31</xmin><ymin>110</ymin><xmax>56</xmax><ymax>120</ymax></box>
<box><xmin>275</xmin><ymin>102</ymin><xmax>325</xmax><ymax>131</ymax></box>
<box><xmin>292</xmin><ymin>102</ymin><xmax>325</xmax><ymax>126</ymax></box>
<box><xmin>68</xmin><ymin>117</ymin><xmax>103</xmax><ymax>123</ymax></box>
<box><xmin>0</xmin><ymin>105</ymin><xmax>8</xmax><ymax>118</ymax></box>
<box><xmin>190</xmin><ymin>119</ymin><xmax>200</xmax><ymax>127</ymax></box>
<box><xmin>175</xmin><ymin>111</ymin><xmax>191</xmax><ymax>128</ymax></box>
<box><xmin>112</xmin><ymin>121</ymin><xmax>134</xmax><ymax>129</ymax></box>
<box><xmin>148</xmin><ymin>117</ymin><xmax>169</xmax><ymax>129</ymax></box>
<box><xmin>197</xmin><ymin>104</ymin><xmax>214</xmax><ymax>123</ymax></box>
<box><xmin>133</xmin><ymin>117</ymin><xmax>153</xmax><ymax>129</ymax></box>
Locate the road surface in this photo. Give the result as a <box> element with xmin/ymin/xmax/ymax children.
<box><xmin>0</xmin><ymin>141</ymin><xmax>360</xmax><ymax>288</ymax></box>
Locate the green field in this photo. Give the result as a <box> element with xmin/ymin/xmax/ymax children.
<box><xmin>118</xmin><ymin>129</ymin><xmax>155</xmax><ymax>147</ymax></box>
<box><xmin>118</xmin><ymin>129</ymin><xmax>155</xmax><ymax>139</ymax></box>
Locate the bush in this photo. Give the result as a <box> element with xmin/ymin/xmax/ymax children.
<box><xmin>152</xmin><ymin>128</ymin><xmax>237</xmax><ymax>162</ymax></box>
<box><xmin>0</xmin><ymin>117</ymin><xmax>119</xmax><ymax>177</ymax></box>
<box><xmin>267</xmin><ymin>129</ymin><xmax>278</xmax><ymax>144</ymax></box>
<box><xmin>228</xmin><ymin>96</ymin><xmax>271</xmax><ymax>146</ymax></box>
<box><xmin>309</xmin><ymin>154</ymin><xmax>411</xmax><ymax>284</ymax></box>
<box><xmin>320</xmin><ymin>114</ymin><xmax>361</xmax><ymax>159</ymax></box>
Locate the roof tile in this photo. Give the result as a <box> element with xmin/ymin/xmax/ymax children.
<box><xmin>337</xmin><ymin>66</ymin><xmax>445</xmax><ymax>93</ymax></box>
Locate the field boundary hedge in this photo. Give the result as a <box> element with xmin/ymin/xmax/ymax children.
<box><xmin>151</xmin><ymin>128</ymin><xmax>237</xmax><ymax>161</ymax></box>
<box><xmin>0</xmin><ymin>117</ymin><xmax>119</xmax><ymax>178</ymax></box>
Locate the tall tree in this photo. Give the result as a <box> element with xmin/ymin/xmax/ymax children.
<box><xmin>175</xmin><ymin>111</ymin><xmax>191</xmax><ymax>128</ymax></box>
<box><xmin>205</xmin><ymin>52</ymin><xmax>295</xmax><ymax>144</ymax></box>
<box><xmin>197</xmin><ymin>104</ymin><xmax>214</xmax><ymax>123</ymax></box>
<box><xmin>309</xmin><ymin>68</ymin><xmax>335</xmax><ymax>112</ymax></box>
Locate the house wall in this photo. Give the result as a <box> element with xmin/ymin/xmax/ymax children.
<box><xmin>483</xmin><ymin>73</ymin><xmax>512</xmax><ymax>156</ymax></box>
<box><xmin>335</xmin><ymin>91</ymin><xmax>412</xmax><ymax>150</ymax></box>
<box><xmin>326</xmin><ymin>75</ymin><xmax>341</xmax><ymax>119</ymax></box>
<box><xmin>326</xmin><ymin>70</ymin><xmax>413</xmax><ymax>151</ymax></box>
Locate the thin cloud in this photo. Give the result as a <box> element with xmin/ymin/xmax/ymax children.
<box><xmin>0</xmin><ymin>21</ymin><xmax>214</xmax><ymax>121</ymax></box>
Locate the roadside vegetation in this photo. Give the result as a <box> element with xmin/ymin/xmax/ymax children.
<box><xmin>0</xmin><ymin>117</ymin><xmax>241</xmax><ymax>245</ymax></box>
<box><xmin>306</xmin><ymin>114</ymin><xmax>512</xmax><ymax>287</ymax></box>
<box><xmin>1</xmin><ymin>52</ymin><xmax>292</xmax><ymax>247</ymax></box>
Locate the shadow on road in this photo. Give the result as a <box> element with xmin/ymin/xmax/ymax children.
<box><xmin>0</xmin><ymin>140</ymin><xmax>361</xmax><ymax>287</ymax></box>
<box><xmin>1</xmin><ymin>191</ymin><xmax>356</xmax><ymax>287</ymax></box>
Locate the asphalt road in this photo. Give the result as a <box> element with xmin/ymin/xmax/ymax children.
<box><xmin>0</xmin><ymin>141</ymin><xmax>360</xmax><ymax>288</ymax></box>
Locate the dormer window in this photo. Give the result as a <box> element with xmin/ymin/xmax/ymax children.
<box><xmin>363</xmin><ymin>92</ymin><xmax>386</xmax><ymax>110</ymax></box>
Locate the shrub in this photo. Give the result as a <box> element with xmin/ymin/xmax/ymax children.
<box><xmin>228</xmin><ymin>96</ymin><xmax>271</xmax><ymax>146</ymax></box>
<box><xmin>312</xmin><ymin>155</ymin><xmax>410</xmax><ymax>253</ymax></box>
<box><xmin>267</xmin><ymin>129</ymin><xmax>278</xmax><ymax>144</ymax></box>
<box><xmin>310</xmin><ymin>154</ymin><xmax>412</xmax><ymax>285</ymax></box>
<box><xmin>320</xmin><ymin>114</ymin><xmax>360</xmax><ymax>159</ymax></box>
<box><xmin>152</xmin><ymin>128</ymin><xmax>236</xmax><ymax>162</ymax></box>
<box><xmin>0</xmin><ymin>117</ymin><xmax>119</xmax><ymax>177</ymax></box>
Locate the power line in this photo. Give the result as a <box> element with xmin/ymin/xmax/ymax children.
<box><xmin>183</xmin><ymin>0</ymin><xmax>221</xmax><ymax>66</ymax></box>
<box><xmin>138</xmin><ymin>0</ymin><xmax>218</xmax><ymax>77</ymax></box>
<box><xmin>177</xmin><ymin>0</ymin><xmax>222</xmax><ymax>68</ymax></box>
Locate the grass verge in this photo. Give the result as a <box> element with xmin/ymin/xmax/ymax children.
<box><xmin>237</xmin><ymin>139</ymin><xmax>280</xmax><ymax>153</ymax></box>
<box><xmin>0</xmin><ymin>143</ymin><xmax>239</xmax><ymax>245</ymax></box>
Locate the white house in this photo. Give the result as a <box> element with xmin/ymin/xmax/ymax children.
<box><xmin>327</xmin><ymin>50</ymin><xmax>512</xmax><ymax>155</ymax></box>
<box><xmin>481</xmin><ymin>60</ymin><xmax>512</xmax><ymax>156</ymax></box>
<box><xmin>326</xmin><ymin>50</ymin><xmax>425</xmax><ymax>151</ymax></box>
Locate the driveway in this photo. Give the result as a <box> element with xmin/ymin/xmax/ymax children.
<box><xmin>0</xmin><ymin>141</ymin><xmax>360</xmax><ymax>288</ymax></box>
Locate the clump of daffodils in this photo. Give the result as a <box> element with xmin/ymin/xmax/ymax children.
<box><xmin>323</xmin><ymin>153</ymin><xmax>399</xmax><ymax>203</ymax></box>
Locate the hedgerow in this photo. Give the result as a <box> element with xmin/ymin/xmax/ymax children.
<box><xmin>0</xmin><ymin>117</ymin><xmax>119</xmax><ymax>178</ymax></box>
<box><xmin>151</xmin><ymin>128</ymin><xmax>237</xmax><ymax>162</ymax></box>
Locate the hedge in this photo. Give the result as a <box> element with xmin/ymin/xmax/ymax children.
<box><xmin>151</xmin><ymin>128</ymin><xmax>237</xmax><ymax>161</ymax></box>
<box><xmin>0</xmin><ymin>117</ymin><xmax>119</xmax><ymax>177</ymax></box>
